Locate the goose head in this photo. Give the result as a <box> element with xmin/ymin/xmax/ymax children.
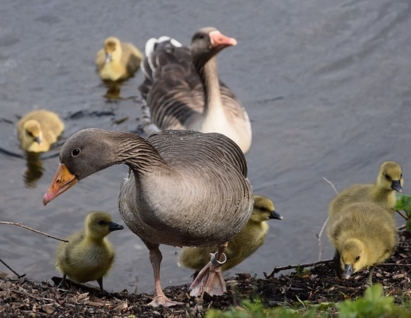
<box><xmin>43</xmin><ymin>129</ymin><xmax>119</xmax><ymax>204</ymax></box>
<box><xmin>376</xmin><ymin>161</ymin><xmax>403</xmax><ymax>193</ymax></box>
<box><xmin>103</xmin><ymin>37</ymin><xmax>122</xmax><ymax>63</ymax></box>
<box><xmin>251</xmin><ymin>195</ymin><xmax>283</xmax><ymax>223</ymax></box>
<box><xmin>340</xmin><ymin>238</ymin><xmax>367</xmax><ymax>279</ymax></box>
<box><xmin>23</xmin><ymin>120</ymin><xmax>42</xmax><ymax>146</ymax></box>
<box><xmin>190</xmin><ymin>27</ymin><xmax>237</xmax><ymax>68</ymax></box>
<box><xmin>84</xmin><ymin>211</ymin><xmax>124</xmax><ymax>240</ymax></box>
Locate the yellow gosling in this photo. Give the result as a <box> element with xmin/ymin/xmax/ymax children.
<box><xmin>327</xmin><ymin>202</ymin><xmax>397</xmax><ymax>285</ymax></box>
<box><xmin>95</xmin><ymin>37</ymin><xmax>143</xmax><ymax>82</ymax></box>
<box><xmin>178</xmin><ymin>195</ymin><xmax>282</xmax><ymax>274</ymax></box>
<box><xmin>55</xmin><ymin>211</ymin><xmax>124</xmax><ymax>293</ymax></box>
<box><xmin>329</xmin><ymin>161</ymin><xmax>403</xmax><ymax>216</ymax></box>
<box><xmin>17</xmin><ymin>109</ymin><xmax>64</xmax><ymax>153</ymax></box>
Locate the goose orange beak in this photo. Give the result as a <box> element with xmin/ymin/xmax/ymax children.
<box><xmin>209</xmin><ymin>30</ymin><xmax>237</xmax><ymax>48</ymax></box>
<box><xmin>43</xmin><ymin>163</ymin><xmax>78</xmax><ymax>206</ymax></box>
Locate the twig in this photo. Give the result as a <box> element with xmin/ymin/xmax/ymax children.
<box><xmin>0</xmin><ymin>258</ymin><xmax>25</xmax><ymax>278</ymax></box>
<box><xmin>317</xmin><ymin>177</ymin><xmax>339</xmax><ymax>261</ymax></box>
<box><xmin>395</xmin><ymin>210</ymin><xmax>408</xmax><ymax>221</ymax></box>
<box><xmin>264</xmin><ymin>259</ymin><xmax>333</xmax><ymax>279</ymax></box>
<box><xmin>0</xmin><ymin>221</ymin><xmax>68</xmax><ymax>243</ymax></box>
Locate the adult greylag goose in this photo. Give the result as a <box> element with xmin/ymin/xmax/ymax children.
<box><xmin>179</xmin><ymin>195</ymin><xmax>282</xmax><ymax>274</ymax></box>
<box><xmin>55</xmin><ymin>211</ymin><xmax>124</xmax><ymax>294</ymax></box>
<box><xmin>17</xmin><ymin>109</ymin><xmax>64</xmax><ymax>153</ymax></box>
<box><xmin>95</xmin><ymin>37</ymin><xmax>143</xmax><ymax>83</ymax></box>
<box><xmin>43</xmin><ymin>128</ymin><xmax>254</xmax><ymax>307</ymax></box>
<box><xmin>328</xmin><ymin>161</ymin><xmax>403</xmax><ymax>217</ymax></box>
<box><xmin>139</xmin><ymin>27</ymin><xmax>252</xmax><ymax>153</ymax></box>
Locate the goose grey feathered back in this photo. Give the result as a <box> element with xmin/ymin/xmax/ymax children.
<box><xmin>139</xmin><ymin>31</ymin><xmax>251</xmax><ymax>149</ymax></box>
<box><xmin>114</xmin><ymin>130</ymin><xmax>253</xmax><ymax>247</ymax></box>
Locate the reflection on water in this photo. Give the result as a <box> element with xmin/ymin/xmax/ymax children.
<box><xmin>103</xmin><ymin>82</ymin><xmax>122</xmax><ymax>100</ymax></box>
<box><xmin>23</xmin><ymin>152</ymin><xmax>44</xmax><ymax>188</ymax></box>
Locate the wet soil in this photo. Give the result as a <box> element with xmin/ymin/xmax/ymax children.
<box><xmin>1</xmin><ymin>232</ymin><xmax>410</xmax><ymax>318</ymax></box>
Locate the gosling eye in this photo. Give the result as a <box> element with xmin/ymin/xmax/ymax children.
<box><xmin>71</xmin><ymin>148</ymin><xmax>81</xmax><ymax>157</ymax></box>
<box><xmin>355</xmin><ymin>255</ymin><xmax>361</xmax><ymax>262</ymax></box>
<box><xmin>260</xmin><ymin>207</ymin><xmax>267</xmax><ymax>212</ymax></box>
<box><xmin>98</xmin><ymin>220</ymin><xmax>106</xmax><ymax>226</ymax></box>
<box><xmin>385</xmin><ymin>174</ymin><xmax>390</xmax><ymax>180</ymax></box>
<box><xmin>27</xmin><ymin>131</ymin><xmax>34</xmax><ymax>137</ymax></box>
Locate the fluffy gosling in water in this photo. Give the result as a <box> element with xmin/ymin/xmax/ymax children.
<box><xmin>328</xmin><ymin>161</ymin><xmax>403</xmax><ymax>216</ymax></box>
<box><xmin>178</xmin><ymin>195</ymin><xmax>282</xmax><ymax>274</ymax></box>
<box><xmin>95</xmin><ymin>37</ymin><xmax>143</xmax><ymax>82</ymax></box>
<box><xmin>327</xmin><ymin>202</ymin><xmax>397</xmax><ymax>285</ymax></box>
<box><xmin>17</xmin><ymin>109</ymin><xmax>64</xmax><ymax>153</ymax></box>
<box><xmin>55</xmin><ymin>211</ymin><xmax>124</xmax><ymax>293</ymax></box>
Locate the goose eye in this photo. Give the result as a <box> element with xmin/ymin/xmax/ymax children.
<box><xmin>385</xmin><ymin>174</ymin><xmax>390</xmax><ymax>180</ymax></box>
<box><xmin>355</xmin><ymin>256</ymin><xmax>360</xmax><ymax>261</ymax></box>
<box><xmin>260</xmin><ymin>207</ymin><xmax>267</xmax><ymax>212</ymax></box>
<box><xmin>98</xmin><ymin>220</ymin><xmax>105</xmax><ymax>225</ymax></box>
<box><xmin>72</xmin><ymin>148</ymin><xmax>81</xmax><ymax>157</ymax></box>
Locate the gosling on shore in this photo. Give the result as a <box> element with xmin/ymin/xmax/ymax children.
<box><xmin>327</xmin><ymin>202</ymin><xmax>397</xmax><ymax>285</ymax></box>
<box><xmin>178</xmin><ymin>195</ymin><xmax>282</xmax><ymax>274</ymax></box>
<box><xmin>17</xmin><ymin>109</ymin><xmax>64</xmax><ymax>153</ymax></box>
<box><xmin>55</xmin><ymin>211</ymin><xmax>124</xmax><ymax>293</ymax></box>
<box><xmin>328</xmin><ymin>161</ymin><xmax>403</xmax><ymax>217</ymax></box>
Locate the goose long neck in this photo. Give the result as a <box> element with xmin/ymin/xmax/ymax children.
<box><xmin>195</xmin><ymin>55</ymin><xmax>222</xmax><ymax>117</ymax></box>
<box><xmin>112</xmin><ymin>133</ymin><xmax>168</xmax><ymax>174</ymax></box>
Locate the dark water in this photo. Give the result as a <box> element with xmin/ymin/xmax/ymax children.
<box><xmin>1</xmin><ymin>0</ymin><xmax>410</xmax><ymax>293</ymax></box>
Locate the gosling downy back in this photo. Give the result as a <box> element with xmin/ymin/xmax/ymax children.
<box><xmin>328</xmin><ymin>161</ymin><xmax>403</xmax><ymax>217</ymax></box>
<box><xmin>95</xmin><ymin>37</ymin><xmax>143</xmax><ymax>82</ymax></box>
<box><xmin>55</xmin><ymin>211</ymin><xmax>124</xmax><ymax>292</ymax></box>
<box><xmin>17</xmin><ymin>109</ymin><xmax>64</xmax><ymax>153</ymax></box>
<box><xmin>327</xmin><ymin>202</ymin><xmax>397</xmax><ymax>280</ymax></box>
<box><xmin>179</xmin><ymin>195</ymin><xmax>282</xmax><ymax>272</ymax></box>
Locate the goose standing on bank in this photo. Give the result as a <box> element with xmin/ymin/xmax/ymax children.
<box><xmin>327</xmin><ymin>202</ymin><xmax>397</xmax><ymax>285</ymax></box>
<box><xmin>43</xmin><ymin>128</ymin><xmax>254</xmax><ymax>307</ymax></box>
<box><xmin>139</xmin><ymin>27</ymin><xmax>252</xmax><ymax>153</ymax></box>
<box><xmin>96</xmin><ymin>37</ymin><xmax>143</xmax><ymax>83</ymax></box>
<box><xmin>17</xmin><ymin>109</ymin><xmax>64</xmax><ymax>153</ymax></box>
<box><xmin>328</xmin><ymin>161</ymin><xmax>403</xmax><ymax>217</ymax></box>
<box><xmin>179</xmin><ymin>195</ymin><xmax>282</xmax><ymax>275</ymax></box>
<box><xmin>55</xmin><ymin>211</ymin><xmax>124</xmax><ymax>293</ymax></box>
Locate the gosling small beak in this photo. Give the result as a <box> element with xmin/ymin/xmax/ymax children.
<box><xmin>33</xmin><ymin>136</ymin><xmax>41</xmax><ymax>144</ymax></box>
<box><xmin>343</xmin><ymin>264</ymin><xmax>353</xmax><ymax>279</ymax></box>
<box><xmin>269</xmin><ymin>210</ymin><xmax>283</xmax><ymax>220</ymax></box>
<box><xmin>105</xmin><ymin>53</ymin><xmax>112</xmax><ymax>63</ymax></box>
<box><xmin>109</xmin><ymin>222</ymin><xmax>124</xmax><ymax>232</ymax></box>
<box><xmin>391</xmin><ymin>180</ymin><xmax>402</xmax><ymax>193</ymax></box>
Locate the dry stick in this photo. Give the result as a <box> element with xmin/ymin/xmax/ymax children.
<box><xmin>396</xmin><ymin>210</ymin><xmax>408</xmax><ymax>221</ymax></box>
<box><xmin>316</xmin><ymin>177</ymin><xmax>339</xmax><ymax>262</ymax></box>
<box><xmin>0</xmin><ymin>221</ymin><xmax>68</xmax><ymax>243</ymax></box>
<box><xmin>0</xmin><ymin>258</ymin><xmax>24</xmax><ymax>278</ymax></box>
<box><xmin>264</xmin><ymin>259</ymin><xmax>333</xmax><ymax>279</ymax></box>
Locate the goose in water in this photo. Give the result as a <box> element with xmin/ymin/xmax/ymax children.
<box><xmin>55</xmin><ymin>211</ymin><xmax>124</xmax><ymax>293</ymax></box>
<box><xmin>139</xmin><ymin>27</ymin><xmax>252</xmax><ymax>153</ymax></box>
<box><xmin>179</xmin><ymin>195</ymin><xmax>282</xmax><ymax>274</ymax></box>
<box><xmin>328</xmin><ymin>161</ymin><xmax>403</xmax><ymax>217</ymax></box>
<box><xmin>43</xmin><ymin>128</ymin><xmax>253</xmax><ymax>307</ymax></box>
<box><xmin>327</xmin><ymin>202</ymin><xmax>397</xmax><ymax>285</ymax></box>
<box><xmin>17</xmin><ymin>109</ymin><xmax>64</xmax><ymax>153</ymax></box>
<box><xmin>95</xmin><ymin>37</ymin><xmax>143</xmax><ymax>83</ymax></box>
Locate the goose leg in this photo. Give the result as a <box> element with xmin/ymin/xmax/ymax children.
<box><xmin>96</xmin><ymin>277</ymin><xmax>106</xmax><ymax>295</ymax></box>
<box><xmin>144</xmin><ymin>241</ymin><xmax>183</xmax><ymax>307</ymax></box>
<box><xmin>189</xmin><ymin>241</ymin><xmax>228</xmax><ymax>297</ymax></box>
<box><xmin>366</xmin><ymin>266</ymin><xmax>375</xmax><ymax>286</ymax></box>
